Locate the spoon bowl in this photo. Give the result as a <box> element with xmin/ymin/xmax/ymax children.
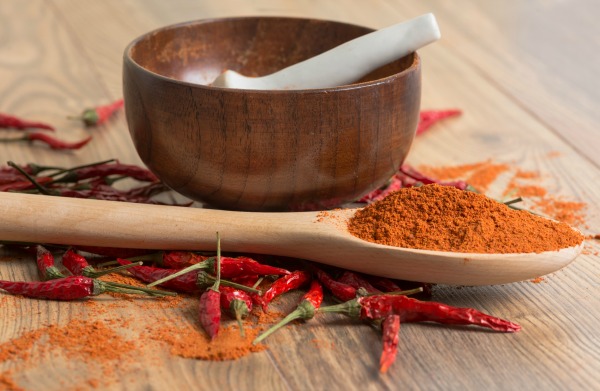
<box><xmin>0</xmin><ymin>192</ymin><xmax>582</xmax><ymax>285</ymax></box>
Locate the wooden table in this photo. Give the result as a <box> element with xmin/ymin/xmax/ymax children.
<box><xmin>1</xmin><ymin>1</ymin><xmax>599</xmax><ymax>390</ymax></box>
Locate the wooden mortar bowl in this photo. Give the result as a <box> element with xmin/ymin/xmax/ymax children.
<box><xmin>123</xmin><ymin>16</ymin><xmax>421</xmax><ymax>211</ymax></box>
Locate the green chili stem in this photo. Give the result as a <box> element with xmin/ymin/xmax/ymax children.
<box><xmin>146</xmin><ymin>258</ymin><xmax>213</xmax><ymax>287</ymax></box>
<box><xmin>196</xmin><ymin>272</ymin><xmax>261</xmax><ymax>294</ymax></box>
<box><xmin>365</xmin><ymin>287</ymin><xmax>423</xmax><ymax>297</ymax></box>
<box><xmin>47</xmin><ymin>158</ymin><xmax>116</xmax><ymax>179</ymax></box>
<box><xmin>87</xmin><ymin>261</ymin><xmax>144</xmax><ymax>278</ymax></box>
<box><xmin>254</xmin><ymin>300</ymin><xmax>316</xmax><ymax>344</ymax></box>
<box><xmin>7</xmin><ymin>161</ymin><xmax>53</xmax><ymax>195</ymax></box>
<box><xmin>213</xmin><ymin>232</ymin><xmax>221</xmax><ymax>291</ymax></box>
<box><xmin>104</xmin><ymin>281</ymin><xmax>177</xmax><ymax>297</ymax></box>
<box><xmin>503</xmin><ymin>197</ymin><xmax>523</xmax><ymax>206</ymax></box>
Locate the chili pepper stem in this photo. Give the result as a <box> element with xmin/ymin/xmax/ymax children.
<box><xmin>231</xmin><ymin>299</ymin><xmax>248</xmax><ymax>337</ymax></box>
<box><xmin>103</xmin><ymin>281</ymin><xmax>176</xmax><ymax>297</ymax></box>
<box><xmin>365</xmin><ymin>287</ymin><xmax>423</xmax><ymax>297</ymax></box>
<box><xmin>47</xmin><ymin>158</ymin><xmax>116</xmax><ymax>179</ymax></box>
<box><xmin>213</xmin><ymin>232</ymin><xmax>221</xmax><ymax>291</ymax></box>
<box><xmin>503</xmin><ymin>197</ymin><xmax>523</xmax><ymax>206</ymax></box>
<box><xmin>0</xmin><ymin>135</ymin><xmax>29</xmax><ymax>143</ymax></box>
<box><xmin>84</xmin><ymin>261</ymin><xmax>144</xmax><ymax>278</ymax></box>
<box><xmin>318</xmin><ymin>299</ymin><xmax>361</xmax><ymax>318</ymax></box>
<box><xmin>7</xmin><ymin>161</ymin><xmax>53</xmax><ymax>195</ymax></box>
<box><xmin>254</xmin><ymin>300</ymin><xmax>316</xmax><ymax>344</ymax></box>
<box><xmin>45</xmin><ymin>266</ymin><xmax>65</xmax><ymax>280</ymax></box>
<box><xmin>196</xmin><ymin>271</ymin><xmax>261</xmax><ymax>294</ymax></box>
<box><xmin>95</xmin><ymin>260</ymin><xmax>119</xmax><ymax>268</ymax></box>
<box><xmin>146</xmin><ymin>257</ymin><xmax>214</xmax><ymax>287</ymax></box>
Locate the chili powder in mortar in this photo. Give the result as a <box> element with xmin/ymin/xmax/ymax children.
<box><xmin>348</xmin><ymin>184</ymin><xmax>584</xmax><ymax>253</ymax></box>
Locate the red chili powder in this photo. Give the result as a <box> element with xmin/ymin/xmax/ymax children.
<box><xmin>0</xmin><ymin>371</ymin><xmax>24</xmax><ymax>391</ymax></box>
<box><xmin>419</xmin><ymin>160</ymin><xmax>509</xmax><ymax>192</ymax></box>
<box><xmin>417</xmin><ymin>160</ymin><xmax>588</xmax><ymax>228</ymax></box>
<box><xmin>534</xmin><ymin>198</ymin><xmax>587</xmax><ymax>227</ymax></box>
<box><xmin>347</xmin><ymin>184</ymin><xmax>584</xmax><ymax>253</ymax></box>
<box><xmin>146</xmin><ymin>322</ymin><xmax>266</xmax><ymax>361</ymax></box>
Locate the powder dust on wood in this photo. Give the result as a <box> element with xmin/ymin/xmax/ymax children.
<box><xmin>146</xmin><ymin>323</ymin><xmax>266</xmax><ymax>361</ymax></box>
<box><xmin>419</xmin><ymin>160</ymin><xmax>509</xmax><ymax>192</ymax></box>
<box><xmin>0</xmin><ymin>371</ymin><xmax>24</xmax><ymax>391</ymax></box>
<box><xmin>417</xmin><ymin>160</ymin><xmax>588</xmax><ymax>228</ymax></box>
<box><xmin>348</xmin><ymin>184</ymin><xmax>584</xmax><ymax>254</ymax></box>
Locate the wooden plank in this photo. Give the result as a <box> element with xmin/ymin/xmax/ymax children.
<box><xmin>395</xmin><ymin>0</ymin><xmax>600</xmax><ymax>167</ymax></box>
<box><xmin>0</xmin><ymin>0</ymin><xmax>598</xmax><ymax>390</ymax></box>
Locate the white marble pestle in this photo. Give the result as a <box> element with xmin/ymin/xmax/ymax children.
<box><xmin>211</xmin><ymin>13</ymin><xmax>440</xmax><ymax>90</ymax></box>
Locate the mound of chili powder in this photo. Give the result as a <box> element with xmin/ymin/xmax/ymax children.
<box><xmin>348</xmin><ymin>184</ymin><xmax>584</xmax><ymax>253</ymax></box>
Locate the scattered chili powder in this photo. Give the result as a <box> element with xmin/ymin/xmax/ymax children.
<box><xmin>0</xmin><ymin>371</ymin><xmax>24</xmax><ymax>391</ymax></box>
<box><xmin>504</xmin><ymin>184</ymin><xmax>547</xmax><ymax>198</ymax></box>
<box><xmin>45</xmin><ymin>319</ymin><xmax>136</xmax><ymax>371</ymax></box>
<box><xmin>147</xmin><ymin>323</ymin><xmax>266</xmax><ymax>361</ymax></box>
<box><xmin>311</xmin><ymin>339</ymin><xmax>335</xmax><ymax>350</ymax></box>
<box><xmin>416</xmin><ymin>160</ymin><xmax>588</xmax><ymax>228</ymax></box>
<box><xmin>0</xmin><ymin>328</ymin><xmax>44</xmax><ymax>362</ymax></box>
<box><xmin>529</xmin><ymin>277</ymin><xmax>545</xmax><ymax>284</ymax></box>
<box><xmin>418</xmin><ymin>160</ymin><xmax>510</xmax><ymax>192</ymax></box>
<box><xmin>348</xmin><ymin>184</ymin><xmax>584</xmax><ymax>253</ymax></box>
<box><xmin>514</xmin><ymin>169</ymin><xmax>541</xmax><ymax>179</ymax></box>
<box><xmin>534</xmin><ymin>198</ymin><xmax>587</xmax><ymax>227</ymax></box>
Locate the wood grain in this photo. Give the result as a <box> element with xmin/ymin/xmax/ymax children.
<box><xmin>0</xmin><ymin>1</ymin><xmax>598</xmax><ymax>390</ymax></box>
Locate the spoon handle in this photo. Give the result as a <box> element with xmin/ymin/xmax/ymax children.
<box><xmin>0</xmin><ymin>191</ymin><xmax>321</xmax><ymax>250</ymax></box>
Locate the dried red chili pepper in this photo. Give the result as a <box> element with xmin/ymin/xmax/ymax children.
<box><xmin>416</xmin><ymin>109</ymin><xmax>462</xmax><ymax>136</ymax></box>
<box><xmin>196</xmin><ymin>271</ymin><xmax>260</xmax><ymax>294</ymax></box>
<box><xmin>61</xmin><ymin>248</ymin><xmax>141</xmax><ymax>278</ymax></box>
<box><xmin>0</xmin><ymin>172</ymin><xmax>29</xmax><ymax>185</ymax></box>
<box><xmin>123</xmin><ymin>182</ymin><xmax>169</xmax><ymax>198</ymax></box>
<box><xmin>337</xmin><ymin>271</ymin><xmax>381</xmax><ymax>294</ymax></box>
<box><xmin>29</xmin><ymin>133</ymin><xmax>91</xmax><ymax>150</ymax></box>
<box><xmin>364</xmin><ymin>276</ymin><xmax>403</xmax><ymax>293</ymax></box>
<box><xmin>71</xmin><ymin>99</ymin><xmax>124</xmax><ymax>127</ymax></box>
<box><xmin>117</xmin><ymin>259</ymin><xmax>199</xmax><ymax>293</ymax></box>
<box><xmin>160</xmin><ymin>251</ymin><xmax>209</xmax><ymax>269</ymax></box>
<box><xmin>75</xmin><ymin>245</ymin><xmax>152</xmax><ymax>259</ymax></box>
<box><xmin>230</xmin><ymin>274</ymin><xmax>263</xmax><ymax>308</ymax></box>
<box><xmin>53</xmin><ymin>161</ymin><xmax>158</xmax><ymax>183</ymax></box>
<box><xmin>379</xmin><ymin>315</ymin><xmax>401</xmax><ymax>373</ymax></box>
<box><xmin>260</xmin><ymin>270</ymin><xmax>311</xmax><ymax>311</ymax></box>
<box><xmin>0</xmin><ymin>275</ymin><xmax>173</xmax><ymax>301</ymax></box>
<box><xmin>147</xmin><ymin>256</ymin><xmax>290</xmax><ymax>288</ymax></box>
<box><xmin>0</xmin><ymin>132</ymin><xmax>92</xmax><ymax>150</ymax></box>
<box><xmin>220</xmin><ymin>286</ymin><xmax>253</xmax><ymax>336</ymax></box>
<box><xmin>254</xmin><ymin>280</ymin><xmax>323</xmax><ymax>344</ymax></box>
<box><xmin>312</xmin><ymin>265</ymin><xmax>357</xmax><ymax>302</ymax></box>
<box><xmin>0</xmin><ymin>177</ymin><xmax>53</xmax><ymax>192</ymax></box>
<box><xmin>398</xmin><ymin>165</ymin><xmax>472</xmax><ymax>191</ymax></box>
<box><xmin>199</xmin><ymin>232</ymin><xmax>222</xmax><ymax>339</ymax></box>
<box><xmin>0</xmin><ymin>113</ymin><xmax>54</xmax><ymax>131</ymax></box>
<box><xmin>36</xmin><ymin>245</ymin><xmax>65</xmax><ymax>280</ymax></box>
<box><xmin>359</xmin><ymin>164</ymin><xmax>474</xmax><ymax>203</ymax></box>
<box><xmin>320</xmin><ymin>294</ymin><xmax>521</xmax><ymax>332</ymax></box>
<box><xmin>118</xmin><ymin>259</ymin><xmax>260</xmax><ymax>295</ymax></box>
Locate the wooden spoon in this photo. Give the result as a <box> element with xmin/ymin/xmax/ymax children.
<box><xmin>0</xmin><ymin>192</ymin><xmax>581</xmax><ymax>285</ymax></box>
<box><xmin>211</xmin><ymin>13</ymin><xmax>440</xmax><ymax>90</ymax></box>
